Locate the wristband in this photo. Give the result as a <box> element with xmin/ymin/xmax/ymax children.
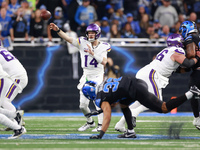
<box><xmin>56</xmin><ymin>29</ymin><xmax>60</xmax><ymax>33</ymax></box>
<box><xmin>99</xmin><ymin>130</ymin><xmax>105</xmax><ymax>138</ymax></box>
<box><xmin>93</xmin><ymin>54</ymin><xmax>103</xmax><ymax>63</ymax></box>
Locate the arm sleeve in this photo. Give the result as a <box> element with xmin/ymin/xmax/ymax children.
<box><xmin>182</xmin><ymin>58</ymin><xmax>196</xmax><ymax>68</ymax></box>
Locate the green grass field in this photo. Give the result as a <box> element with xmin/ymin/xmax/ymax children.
<box><xmin>0</xmin><ymin>115</ymin><xmax>200</xmax><ymax>149</ymax></box>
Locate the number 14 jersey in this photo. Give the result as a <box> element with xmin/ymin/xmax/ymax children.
<box><xmin>73</xmin><ymin>37</ymin><xmax>111</xmax><ymax>76</ymax></box>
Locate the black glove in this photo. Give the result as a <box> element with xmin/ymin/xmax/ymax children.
<box><xmin>85</xmin><ymin>109</ymin><xmax>103</xmax><ymax>118</ymax></box>
<box><xmin>85</xmin><ymin>112</ymin><xmax>92</xmax><ymax>118</ymax></box>
<box><xmin>90</xmin><ymin>135</ymin><xmax>102</xmax><ymax>139</ymax></box>
<box><xmin>90</xmin><ymin>130</ymin><xmax>105</xmax><ymax>139</ymax></box>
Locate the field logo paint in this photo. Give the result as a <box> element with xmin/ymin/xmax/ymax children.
<box><xmin>112</xmin><ymin>46</ymin><xmax>139</xmax><ymax>74</ymax></box>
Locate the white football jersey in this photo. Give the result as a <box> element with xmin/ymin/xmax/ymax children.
<box><xmin>72</xmin><ymin>37</ymin><xmax>111</xmax><ymax>75</ymax></box>
<box><xmin>150</xmin><ymin>46</ymin><xmax>185</xmax><ymax>77</ymax></box>
<box><xmin>0</xmin><ymin>48</ymin><xmax>27</xmax><ymax>78</ymax></box>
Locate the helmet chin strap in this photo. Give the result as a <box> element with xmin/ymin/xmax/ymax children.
<box><xmin>88</xmin><ymin>38</ymin><xmax>95</xmax><ymax>42</ymax></box>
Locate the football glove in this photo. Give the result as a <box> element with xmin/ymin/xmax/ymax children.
<box><xmin>90</xmin><ymin>135</ymin><xmax>102</xmax><ymax>139</ymax></box>
<box><xmin>85</xmin><ymin>109</ymin><xmax>103</xmax><ymax>118</ymax></box>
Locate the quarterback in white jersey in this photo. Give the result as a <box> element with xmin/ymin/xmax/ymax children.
<box><xmin>0</xmin><ymin>47</ymin><xmax>27</xmax><ymax>139</ymax></box>
<box><xmin>50</xmin><ymin>23</ymin><xmax>111</xmax><ymax>132</ymax></box>
<box><xmin>115</xmin><ymin>33</ymin><xmax>200</xmax><ymax>133</ymax></box>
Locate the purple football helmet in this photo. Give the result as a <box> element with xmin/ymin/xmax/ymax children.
<box><xmin>85</xmin><ymin>23</ymin><xmax>101</xmax><ymax>42</ymax></box>
<box><xmin>166</xmin><ymin>33</ymin><xmax>184</xmax><ymax>48</ymax></box>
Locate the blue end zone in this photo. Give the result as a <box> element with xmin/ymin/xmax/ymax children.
<box><xmin>1</xmin><ymin>134</ymin><xmax>200</xmax><ymax>140</ymax></box>
<box><xmin>24</xmin><ymin>112</ymin><xmax>194</xmax><ymax>117</ymax></box>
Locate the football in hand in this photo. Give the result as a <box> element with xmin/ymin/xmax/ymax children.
<box><xmin>40</xmin><ymin>10</ymin><xmax>51</xmax><ymax>20</ymax></box>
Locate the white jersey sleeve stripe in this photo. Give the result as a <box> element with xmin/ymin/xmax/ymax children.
<box><xmin>174</xmin><ymin>49</ymin><xmax>185</xmax><ymax>55</ymax></box>
<box><xmin>107</xmin><ymin>48</ymin><xmax>111</xmax><ymax>52</ymax></box>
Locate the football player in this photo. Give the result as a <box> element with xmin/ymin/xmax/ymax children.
<box><xmin>179</xmin><ymin>20</ymin><xmax>200</xmax><ymax>130</ymax></box>
<box><xmin>82</xmin><ymin>76</ymin><xmax>200</xmax><ymax>139</ymax></box>
<box><xmin>50</xmin><ymin>23</ymin><xmax>111</xmax><ymax>132</ymax></box>
<box><xmin>114</xmin><ymin>33</ymin><xmax>200</xmax><ymax>132</ymax></box>
<box><xmin>0</xmin><ymin>46</ymin><xmax>28</xmax><ymax>139</ymax></box>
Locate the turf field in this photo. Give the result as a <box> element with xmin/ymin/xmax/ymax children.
<box><xmin>0</xmin><ymin>113</ymin><xmax>200</xmax><ymax>149</ymax></box>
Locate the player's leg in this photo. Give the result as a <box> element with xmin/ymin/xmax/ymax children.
<box><xmin>89</xmin><ymin>75</ymin><xmax>104</xmax><ymax>132</ymax></box>
<box><xmin>189</xmin><ymin>72</ymin><xmax>200</xmax><ymax>130</ymax></box>
<box><xmin>115</xmin><ymin>101</ymin><xmax>148</xmax><ymax>132</ymax></box>
<box><xmin>0</xmin><ymin>113</ymin><xmax>26</xmax><ymax>139</ymax></box>
<box><xmin>78</xmin><ymin>92</ymin><xmax>95</xmax><ymax>131</ymax></box>
<box><xmin>91</xmin><ymin>101</ymin><xmax>103</xmax><ymax>132</ymax></box>
<box><xmin>135</xmin><ymin>79</ymin><xmax>198</xmax><ymax>113</ymax></box>
<box><xmin>0</xmin><ymin>100</ymin><xmax>16</xmax><ymax>119</ymax></box>
<box><xmin>117</xmin><ymin>105</ymin><xmax>136</xmax><ymax>138</ymax></box>
<box><xmin>2</xmin><ymin>77</ymin><xmax>27</xmax><ymax>127</ymax></box>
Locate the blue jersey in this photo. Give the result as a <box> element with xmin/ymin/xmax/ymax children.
<box><xmin>8</xmin><ymin>3</ymin><xmax>20</xmax><ymax>15</ymax></box>
<box><xmin>75</xmin><ymin>5</ymin><xmax>97</xmax><ymax>26</ymax></box>
<box><xmin>0</xmin><ymin>16</ymin><xmax>13</xmax><ymax>37</ymax></box>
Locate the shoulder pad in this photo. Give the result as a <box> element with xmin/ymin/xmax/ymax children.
<box><xmin>174</xmin><ymin>48</ymin><xmax>185</xmax><ymax>55</ymax></box>
<box><xmin>185</xmin><ymin>35</ymin><xmax>193</xmax><ymax>41</ymax></box>
<box><xmin>192</xmin><ymin>34</ymin><xmax>200</xmax><ymax>46</ymax></box>
<box><xmin>101</xmin><ymin>42</ymin><xmax>111</xmax><ymax>52</ymax></box>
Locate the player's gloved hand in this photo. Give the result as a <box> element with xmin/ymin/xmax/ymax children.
<box><xmin>90</xmin><ymin>130</ymin><xmax>105</xmax><ymax>139</ymax></box>
<box><xmin>90</xmin><ymin>135</ymin><xmax>102</xmax><ymax>139</ymax></box>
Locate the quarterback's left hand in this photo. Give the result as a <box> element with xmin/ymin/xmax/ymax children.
<box><xmin>90</xmin><ymin>135</ymin><xmax>102</xmax><ymax>139</ymax></box>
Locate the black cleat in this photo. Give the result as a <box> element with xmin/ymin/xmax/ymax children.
<box><xmin>132</xmin><ymin>117</ymin><xmax>136</xmax><ymax>128</ymax></box>
<box><xmin>8</xmin><ymin>126</ymin><xmax>27</xmax><ymax>139</ymax></box>
<box><xmin>14</xmin><ymin>110</ymin><xmax>24</xmax><ymax>125</ymax></box>
<box><xmin>190</xmin><ymin>86</ymin><xmax>200</xmax><ymax>98</ymax></box>
<box><xmin>117</xmin><ymin>130</ymin><xmax>136</xmax><ymax>138</ymax></box>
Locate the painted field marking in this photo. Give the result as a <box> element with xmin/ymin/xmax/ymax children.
<box><xmin>0</xmin><ymin>134</ymin><xmax>200</xmax><ymax>140</ymax></box>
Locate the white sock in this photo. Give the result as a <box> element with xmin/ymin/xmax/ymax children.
<box><xmin>0</xmin><ymin>108</ymin><xmax>16</xmax><ymax>119</ymax></box>
<box><xmin>128</xmin><ymin>129</ymin><xmax>135</xmax><ymax>133</ymax></box>
<box><xmin>93</xmin><ymin>101</ymin><xmax>103</xmax><ymax>124</ymax></box>
<box><xmin>0</xmin><ymin>114</ymin><xmax>20</xmax><ymax>130</ymax></box>
<box><xmin>185</xmin><ymin>91</ymin><xmax>193</xmax><ymax>100</ymax></box>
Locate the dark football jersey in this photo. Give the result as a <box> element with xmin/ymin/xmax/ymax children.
<box><xmin>96</xmin><ymin>76</ymin><xmax>136</xmax><ymax>106</ymax></box>
<box><xmin>183</xmin><ymin>34</ymin><xmax>200</xmax><ymax>70</ymax></box>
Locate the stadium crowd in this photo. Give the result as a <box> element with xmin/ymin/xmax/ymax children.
<box><xmin>0</xmin><ymin>0</ymin><xmax>200</xmax><ymax>44</ymax></box>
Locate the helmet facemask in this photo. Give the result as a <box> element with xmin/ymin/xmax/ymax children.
<box><xmin>85</xmin><ymin>23</ymin><xmax>101</xmax><ymax>42</ymax></box>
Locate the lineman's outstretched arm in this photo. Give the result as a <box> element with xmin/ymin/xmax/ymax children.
<box><xmin>90</xmin><ymin>102</ymin><xmax>111</xmax><ymax>139</ymax></box>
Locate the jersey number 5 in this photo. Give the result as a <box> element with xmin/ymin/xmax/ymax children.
<box><xmin>103</xmin><ymin>77</ymin><xmax>122</xmax><ymax>93</ymax></box>
<box><xmin>85</xmin><ymin>55</ymin><xmax>98</xmax><ymax>67</ymax></box>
